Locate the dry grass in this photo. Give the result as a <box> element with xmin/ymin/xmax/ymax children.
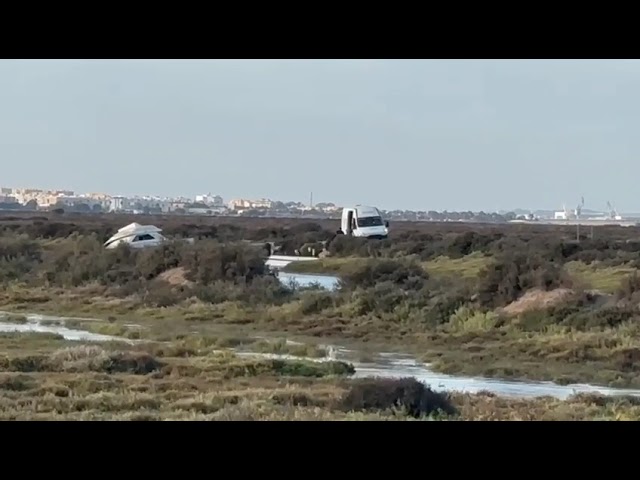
<box><xmin>0</xmin><ymin>332</ymin><xmax>362</xmax><ymax>420</ymax></box>
<box><xmin>450</xmin><ymin>391</ymin><xmax>640</xmax><ymax>421</ymax></box>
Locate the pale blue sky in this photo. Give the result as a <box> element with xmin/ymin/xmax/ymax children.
<box><xmin>1</xmin><ymin>59</ymin><xmax>639</xmax><ymax>212</ymax></box>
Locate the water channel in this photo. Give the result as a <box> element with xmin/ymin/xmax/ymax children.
<box><xmin>2</xmin><ymin>309</ymin><xmax>640</xmax><ymax>401</ymax></box>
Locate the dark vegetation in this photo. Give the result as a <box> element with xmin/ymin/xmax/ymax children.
<box><xmin>337</xmin><ymin>377</ymin><xmax>456</xmax><ymax>418</ymax></box>
<box><xmin>3</xmin><ymin>212</ymin><xmax>640</xmax><ymax>387</ymax></box>
<box><xmin>4</xmin><ymin>210</ymin><xmax>640</xmax><ymax>265</ymax></box>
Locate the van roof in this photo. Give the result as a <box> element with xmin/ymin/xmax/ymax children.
<box><xmin>355</xmin><ymin>205</ymin><xmax>380</xmax><ymax>217</ymax></box>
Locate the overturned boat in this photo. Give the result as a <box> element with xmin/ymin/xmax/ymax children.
<box><xmin>104</xmin><ymin>223</ymin><xmax>194</xmax><ymax>250</ymax></box>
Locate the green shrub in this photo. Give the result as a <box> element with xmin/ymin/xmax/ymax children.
<box><xmin>448</xmin><ymin>307</ymin><xmax>498</xmax><ymax>333</ymax></box>
<box><xmin>341</xmin><ymin>258</ymin><xmax>428</xmax><ymax>290</ymax></box>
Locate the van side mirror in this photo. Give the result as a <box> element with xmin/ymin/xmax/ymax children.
<box><xmin>385</xmin><ymin>221</ymin><xmax>389</xmax><ymax>228</ymax></box>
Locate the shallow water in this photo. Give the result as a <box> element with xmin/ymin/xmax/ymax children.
<box><xmin>3</xmin><ymin>311</ymin><xmax>640</xmax><ymax>400</ymax></box>
<box><xmin>277</xmin><ymin>272</ymin><xmax>340</xmax><ymax>290</ymax></box>
<box><xmin>266</xmin><ymin>256</ymin><xmax>340</xmax><ymax>290</ymax></box>
<box><xmin>349</xmin><ymin>354</ymin><xmax>640</xmax><ymax>400</ymax></box>
<box><xmin>265</xmin><ymin>255</ymin><xmax>320</xmax><ymax>269</ymax></box>
<box><xmin>235</xmin><ymin>346</ymin><xmax>640</xmax><ymax>400</ymax></box>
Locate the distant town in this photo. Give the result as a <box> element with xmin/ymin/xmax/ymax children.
<box><xmin>0</xmin><ymin>185</ymin><xmax>521</xmax><ymax>223</ymax></box>
<box><xmin>0</xmin><ymin>186</ymin><xmax>341</xmax><ymax>217</ymax></box>
<box><xmin>0</xmin><ymin>185</ymin><xmax>638</xmax><ymax>226</ymax></box>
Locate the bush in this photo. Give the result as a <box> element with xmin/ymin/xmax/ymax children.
<box><xmin>270</xmin><ymin>360</ymin><xmax>355</xmax><ymax>377</ymax></box>
<box><xmin>614</xmin><ymin>348</ymin><xmax>640</xmax><ymax>373</ymax></box>
<box><xmin>298</xmin><ymin>290</ymin><xmax>335</xmax><ymax>315</ymax></box>
<box><xmin>0</xmin><ymin>374</ymin><xmax>37</xmax><ymax>391</ymax></box>
<box><xmin>421</xmin><ymin>288</ymin><xmax>471</xmax><ymax>328</ymax></box>
<box><xmin>348</xmin><ymin>280</ymin><xmax>437</xmax><ymax>317</ymax></box>
<box><xmin>105</xmin><ymin>352</ymin><xmax>166</xmax><ymax>375</ymax></box>
<box><xmin>0</xmin><ymin>230</ymin><xmax>278</xmax><ymax>308</ymax></box>
<box><xmin>0</xmin><ymin>347</ymin><xmax>165</xmax><ymax>375</ymax></box>
<box><xmin>221</xmin><ymin>359</ymin><xmax>355</xmax><ymax>379</ymax></box>
<box><xmin>182</xmin><ymin>241</ymin><xmax>268</xmax><ymax>284</ymax></box>
<box><xmin>617</xmin><ymin>272</ymin><xmax>640</xmax><ymax>302</ymax></box>
<box><xmin>561</xmin><ymin>306</ymin><xmax>638</xmax><ymax>330</ymax></box>
<box><xmin>341</xmin><ymin>258</ymin><xmax>428</xmax><ymax>290</ymax></box>
<box><xmin>337</xmin><ymin>377</ymin><xmax>457</xmax><ymax>418</ymax></box>
<box><xmin>0</xmin><ymin>234</ymin><xmax>42</xmax><ymax>282</ymax></box>
<box><xmin>446</xmin><ymin>231</ymin><xmax>502</xmax><ymax>259</ymax></box>
<box><xmin>477</xmin><ymin>253</ymin><xmax>571</xmax><ymax>308</ymax></box>
<box><xmin>448</xmin><ymin>307</ymin><xmax>499</xmax><ymax>333</ymax></box>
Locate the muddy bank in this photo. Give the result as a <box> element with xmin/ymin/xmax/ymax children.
<box><xmin>0</xmin><ymin>312</ymin><xmax>135</xmax><ymax>344</ymax></box>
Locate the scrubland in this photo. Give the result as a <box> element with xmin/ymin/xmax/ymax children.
<box><xmin>2</xmin><ymin>212</ymin><xmax>640</xmax><ymax>420</ymax></box>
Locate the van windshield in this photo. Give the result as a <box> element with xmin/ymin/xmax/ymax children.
<box><xmin>357</xmin><ymin>216</ymin><xmax>383</xmax><ymax>227</ymax></box>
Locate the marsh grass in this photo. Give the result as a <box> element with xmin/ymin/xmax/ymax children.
<box><xmin>450</xmin><ymin>391</ymin><xmax>640</xmax><ymax>421</ymax></box>
<box><xmin>0</xmin><ymin>331</ymin><xmax>71</xmax><ymax>353</ymax></box>
<box><xmin>286</xmin><ymin>256</ymin><xmax>640</xmax><ymax>297</ymax></box>
<box><xmin>284</xmin><ymin>253</ymin><xmax>491</xmax><ymax>282</ymax></box>
<box><xmin>0</xmin><ymin>331</ymin><xmax>637</xmax><ymax>420</ymax></box>
<box><xmin>5</xmin><ymin>287</ymin><xmax>640</xmax><ymax>388</ymax></box>
<box><xmin>0</xmin><ymin>332</ymin><xmax>369</xmax><ymax>420</ymax></box>
<box><xmin>447</xmin><ymin>307</ymin><xmax>498</xmax><ymax>333</ymax></box>
<box><xmin>283</xmin><ymin>257</ymin><xmax>369</xmax><ymax>275</ymax></box>
<box><xmin>2</xmin><ymin>314</ymin><xmax>28</xmax><ymax>324</ymax></box>
<box><xmin>249</xmin><ymin>338</ymin><xmax>328</xmax><ymax>358</ymax></box>
<box><xmin>72</xmin><ymin>321</ymin><xmax>145</xmax><ymax>340</ymax></box>
<box><xmin>8</xmin><ymin>214</ymin><xmax>640</xmax><ymax>412</ymax></box>
<box><xmin>422</xmin><ymin>325</ymin><xmax>640</xmax><ymax>388</ymax></box>
<box><xmin>39</xmin><ymin>319</ymin><xmax>62</xmax><ymax>326</ymax></box>
<box><xmin>3</xmin><ymin>252</ymin><xmax>640</xmax><ymax>390</ymax></box>
<box><xmin>423</xmin><ymin>252</ymin><xmax>492</xmax><ymax>279</ymax></box>
<box><xmin>566</xmin><ymin>261</ymin><xmax>636</xmax><ymax>293</ymax></box>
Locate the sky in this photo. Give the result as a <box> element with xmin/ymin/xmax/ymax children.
<box><xmin>1</xmin><ymin>59</ymin><xmax>640</xmax><ymax>212</ymax></box>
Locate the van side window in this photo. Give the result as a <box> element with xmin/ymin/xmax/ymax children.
<box><xmin>133</xmin><ymin>234</ymin><xmax>155</xmax><ymax>242</ymax></box>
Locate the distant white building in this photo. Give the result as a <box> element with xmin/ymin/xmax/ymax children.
<box><xmin>0</xmin><ymin>194</ymin><xmax>18</xmax><ymax>204</ymax></box>
<box><xmin>252</xmin><ymin>198</ymin><xmax>273</xmax><ymax>209</ymax></box>
<box><xmin>110</xmin><ymin>196</ymin><xmax>128</xmax><ymax>212</ymax></box>
<box><xmin>228</xmin><ymin>198</ymin><xmax>252</xmax><ymax>210</ymax></box>
<box><xmin>194</xmin><ymin>193</ymin><xmax>224</xmax><ymax>207</ymax></box>
<box><xmin>228</xmin><ymin>198</ymin><xmax>273</xmax><ymax>210</ymax></box>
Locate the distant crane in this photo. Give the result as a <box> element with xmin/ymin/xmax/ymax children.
<box><xmin>574</xmin><ymin>196</ymin><xmax>585</xmax><ymax>219</ymax></box>
<box><xmin>607</xmin><ymin>201</ymin><xmax>622</xmax><ymax>220</ymax></box>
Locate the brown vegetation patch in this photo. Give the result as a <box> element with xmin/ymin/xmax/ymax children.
<box><xmin>502</xmin><ymin>288</ymin><xmax>575</xmax><ymax>316</ymax></box>
<box><xmin>157</xmin><ymin>267</ymin><xmax>193</xmax><ymax>287</ymax></box>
